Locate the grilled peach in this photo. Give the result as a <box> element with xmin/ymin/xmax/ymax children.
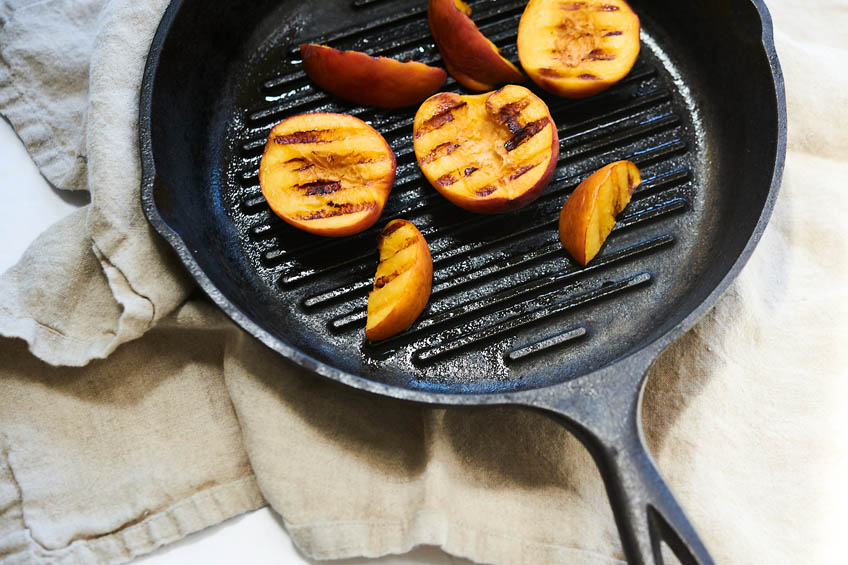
<box><xmin>366</xmin><ymin>220</ymin><xmax>433</xmax><ymax>341</ymax></box>
<box><xmin>259</xmin><ymin>113</ymin><xmax>396</xmax><ymax>237</ymax></box>
<box><xmin>559</xmin><ymin>160</ymin><xmax>640</xmax><ymax>265</ymax></box>
<box><xmin>413</xmin><ymin>85</ymin><xmax>559</xmax><ymax>214</ymax></box>
<box><xmin>428</xmin><ymin>0</ymin><xmax>524</xmax><ymax>91</ymax></box>
<box><xmin>517</xmin><ymin>0</ymin><xmax>640</xmax><ymax>98</ymax></box>
<box><xmin>300</xmin><ymin>44</ymin><xmax>447</xmax><ymax>108</ymax></box>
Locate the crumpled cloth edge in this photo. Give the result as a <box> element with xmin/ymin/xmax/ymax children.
<box><xmin>0</xmin><ymin>466</ymin><xmax>264</xmax><ymax>565</ymax></box>
<box><xmin>0</xmin><ymin>34</ymin><xmax>87</xmax><ymax>192</ymax></box>
<box><xmin>0</xmin><ymin>207</ymin><xmax>159</xmax><ymax>368</ymax></box>
<box><xmin>285</xmin><ymin>511</ymin><xmax>625</xmax><ymax>565</ymax></box>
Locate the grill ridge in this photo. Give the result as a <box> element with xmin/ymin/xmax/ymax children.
<box><xmin>506</xmin><ymin>326</ymin><xmax>589</xmax><ymax>362</ymax></box>
<box><xmin>412</xmin><ymin>272</ymin><xmax>653</xmax><ymax>363</ymax></box>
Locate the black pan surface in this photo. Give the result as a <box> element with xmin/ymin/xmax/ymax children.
<box><xmin>140</xmin><ymin>1</ymin><xmax>785</xmax><ymax>562</ymax></box>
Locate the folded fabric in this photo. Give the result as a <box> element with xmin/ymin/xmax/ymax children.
<box><xmin>1</xmin><ymin>0</ymin><xmax>846</xmax><ymax>563</ymax></box>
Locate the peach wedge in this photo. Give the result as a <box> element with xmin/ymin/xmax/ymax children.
<box><xmin>366</xmin><ymin>220</ymin><xmax>433</xmax><ymax>341</ymax></box>
<box><xmin>428</xmin><ymin>0</ymin><xmax>524</xmax><ymax>91</ymax></box>
<box><xmin>558</xmin><ymin>160</ymin><xmax>640</xmax><ymax>265</ymax></box>
<box><xmin>413</xmin><ymin>85</ymin><xmax>559</xmax><ymax>214</ymax></box>
<box><xmin>259</xmin><ymin>113</ymin><xmax>396</xmax><ymax>237</ymax></box>
<box><xmin>300</xmin><ymin>44</ymin><xmax>447</xmax><ymax>108</ymax></box>
<box><xmin>518</xmin><ymin>0</ymin><xmax>641</xmax><ymax>98</ymax></box>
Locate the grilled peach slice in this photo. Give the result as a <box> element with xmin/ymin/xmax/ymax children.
<box><xmin>259</xmin><ymin>113</ymin><xmax>396</xmax><ymax>237</ymax></box>
<box><xmin>366</xmin><ymin>220</ymin><xmax>433</xmax><ymax>341</ymax></box>
<box><xmin>300</xmin><ymin>44</ymin><xmax>447</xmax><ymax>108</ymax></box>
<box><xmin>428</xmin><ymin>0</ymin><xmax>524</xmax><ymax>91</ymax></box>
<box><xmin>413</xmin><ymin>85</ymin><xmax>559</xmax><ymax>214</ymax></box>
<box><xmin>559</xmin><ymin>160</ymin><xmax>640</xmax><ymax>265</ymax></box>
<box><xmin>517</xmin><ymin>0</ymin><xmax>640</xmax><ymax>98</ymax></box>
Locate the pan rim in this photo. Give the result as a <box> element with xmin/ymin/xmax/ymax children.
<box><xmin>139</xmin><ymin>0</ymin><xmax>787</xmax><ymax>405</ymax></box>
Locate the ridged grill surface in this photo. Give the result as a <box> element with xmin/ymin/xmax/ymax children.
<box><xmin>219</xmin><ymin>0</ymin><xmax>703</xmax><ymax>392</ymax></box>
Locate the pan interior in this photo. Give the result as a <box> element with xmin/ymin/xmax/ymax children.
<box><xmin>147</xmin><ymin>0</ymin><xmax>780</xmax><ymax>395</ymax></box>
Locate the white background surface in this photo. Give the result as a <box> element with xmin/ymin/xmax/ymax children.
<box><xmin>0</xmin><ymin>117</ymin><xmax>472</xmax><ymax>564</ymax></box>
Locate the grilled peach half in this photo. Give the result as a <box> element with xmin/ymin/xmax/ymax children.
<box><xmin>413</xmin><ymin>85</ymin><xmax>559</xmax><ymax>214</ymax></box>
<box><xmin>428</xmin><ymin>0</ymin><xmax>524</xmax><ymax>91</ymax></box>
<box><xmin>259</xmin><ymin>113</ymin><xmax>396</xmax><ymax>237</ymax></box>
<box><xmin>559</xmin><ymin>160</ymin><xmax>640</xmax><ymax>265</ymax></box>
<box><xmin>366</xmin><ymin>220</ymin><xmax>433</xmax><ymax>341</ymax></box>
<box><xmin>517</xmin><ymin>0</ymin><xmax>640</xmax><ymax>98</ymax></box>
<box><xmin>300</xmin><ymin>44</ymin><xmax>447</xmax><ymax>108</ymax></box>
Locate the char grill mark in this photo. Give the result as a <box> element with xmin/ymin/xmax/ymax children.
<box><xmin>381</xmin><ymin>237</ymin><xmax>419</xmax><ymax>262</ymax></box>
<box><xmin>374</xmin><ymin>271</ymin><xmax>400</xmax><ymax>289</ymax></box>
<box><xmin>297</xmin><ymin>201</ymin><xmax>376</xmax><ymax>220</ymax></box>
<box><xmin>297</xmin><ymin>179</ymin><xmax>343</xmax><ymax>196</ymax></box>
<box><xmin>415</xmin><ymin>99</ymin><xmax>468</xmax><ymax>138</ymax></box>
<box><xmin>539</xmin><ymin>67</ymin><xmax>563</xmax><ymax>77</ymax></box>
<box><xmin>436</xmin><ymin>173</ymin><xmax>458</xmax><ymax>187</ymax></box>
<box><xmin>508</xmin><ymin>163</ymin><xmax>537</xmax><ymax>181</ymax></box>
<box><xmin>274</xmin><ymin>129</ymin><xmax>330</xmax><ymax>144</ymax></box>
<box><xmin>587</xmin><ymin>49</ymin><xmax>615</xmax><ymax>61</ymax></box>
<box><xmin>380</xmin><ymin>221</ymin><xmax>405</xmax><ymax>238</ymax></box>
<box><xmin>421</xmin><ymin>142</ymin><xmax>461</xmax><ymax>165</ymax></box>
<box><xmin>495</xmin><ymin>99</ymin><xmax>531</xmax><ymax>133</ymax></box>
<box><xmin>504</xmin><ymin>118</ymin><xmax>550</xmax><ymax>152</ymax></box>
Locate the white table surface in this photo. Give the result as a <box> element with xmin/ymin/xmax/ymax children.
<box><xmin>0</xmin><ymin>118</ymin><xmax>474</xmax><ymax>564</ymax></box>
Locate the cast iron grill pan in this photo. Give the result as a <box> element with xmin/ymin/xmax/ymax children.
<box><xmin>141</xmin><ymin>0</ymin><xmax>785</xmax><ymax>563</ymax></box>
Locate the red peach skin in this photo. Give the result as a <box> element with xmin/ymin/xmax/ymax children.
<box><xmin>301</xmin><ymin>44</ymin><xmax>447</xmax><ymax>108</ymax></box>
<box><xmin>428</xmin><ymin>0</ymin><xmax>524</xmax><ymax>91</ymax></box>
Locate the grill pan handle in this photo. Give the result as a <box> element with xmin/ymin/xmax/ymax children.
<box><xmin>530</xmin><ymin>354</ymin><xmax>714</xmax><ymax>565</ymax></box>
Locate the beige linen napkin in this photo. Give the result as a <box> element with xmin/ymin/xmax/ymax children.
<box><xmin>1</xmin><ymin>0</ymin><xmax>846</xmax><ymax>563</ymax></box>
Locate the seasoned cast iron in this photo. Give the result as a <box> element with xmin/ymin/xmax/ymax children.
<box><xmin>140</xmin><ymin>0</ymin><xmax>785</xmax><ymax>562</ymax></box>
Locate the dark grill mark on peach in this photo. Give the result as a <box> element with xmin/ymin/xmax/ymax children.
<box><xmin>297</xmin><ymin>179</ymin><xmax>342</xmax><ymax>196</ymax></box>
<box><xmin>297</xmin><ymin>201</ymin><xmax>375</xmax><ymax>220</ymax></box>
<box><xmin>504</xmin><ymin>118</ymin><xmax>549</xmax><ymax>152</ymax></box>
<box><xmin>476</xmin><ymin>185</ymin><xmax>497</xmax><ymax>197</ymax></box>
<box><xmin>561</xmin><ymin>2</ymin><xmax>585</xmax><ymax>9</ymax></box>
<box><xmin>579</xmin><ymin>73</ymin><xmax>602</xmax><ymax>80</ymax></box>
<box><xmin>274</xmin><ymin>130</ymin><xmax>329</xmax><ymax>144</ymax></box>
<box><xmin>436</xmin><ymin>173</ymin><xmax>458</xmax><ymax>187</ymax></box>
<box><xmin>380</xmin><ymin>221</ymin><xmax>406</xmax><ymax>238</ymax></box>
<box><xmin>464</xmin><ymin>167</ymin><xmax>479</xmax><ymax>177</ymax></box>
<box><xmin>374</xmin><ymin>271</ymin><xmax>400</xmax><ymax>289</ymax></box>
<box><xmin>381</xmin><ymin>237</ymin><xmax>418</xmax><ymax>261</ymax></box>
<box><xmin>604</xmin><ymin>30</ymin><xmax>623</xmax><ymax>36</ymax></box>
<box><xmin>539</xmin><ymin>67</ymin><xmax>564</xmax><ymax>77</ymax></box>
<box><xmin>508</xmin><ymin>164</ymin><xmax>537</xmax><ymax>181</ymax></box>
<box><xmin>294</xmin><ymin>163</ymin><xmax>315</xmax><ymax>172</ymax></box>
<box><xmin>421</xmin><ymin>142</ymin><xmax>461</xmax><ymax>165</ymax></box>
<box><xmin>598</xmin><ymin>4</ymin><xmax>620</xmax><ymax>11</ymax></box>
<box><xmin>495</xmin><ymin>99</ymin><xmax>531</xmax><ymax>133</ymax></box>
<box><xmin>415</xmin><ymin>101</ymin><xmax>467</xmax><ymax>138</ymax></box>
<box><xmin>586</xmin><ymin>49</ymin><xmax>616</xmax><ymax>61</ymax></box>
